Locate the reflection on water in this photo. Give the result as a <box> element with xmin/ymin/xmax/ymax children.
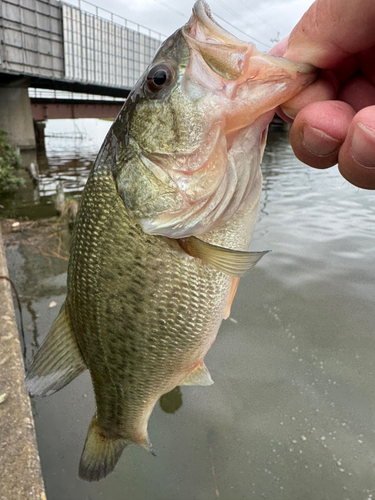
<box><xmin>160</xmin><ymin>386</ymin><xmax>183</xmax><ymax>414</ymax></box>
<box><xmin>2</xmin><ymin>123</ymin><xmax>375</xmax><ymax>500</ymax></box>
<box><xmin>1</xmin><ymin>119</ymin><xmax>111</xmax><ymax>219</ymax></box>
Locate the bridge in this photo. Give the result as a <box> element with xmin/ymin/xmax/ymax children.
<box><xmin>0</xmin><ymin>0</ymin><xmax>163</xmax><ymax>149</ymax></box>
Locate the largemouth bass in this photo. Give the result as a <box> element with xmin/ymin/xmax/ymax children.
<box><xmin>26</xmin><ymin>0</ymin><xmax>315</xmax><ymax>481</ymax></box>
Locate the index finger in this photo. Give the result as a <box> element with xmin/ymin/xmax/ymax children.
<box><xmin>284</xmin><ymin>0</ymin><xmax>375</xmax><ymax>68</ymax></box>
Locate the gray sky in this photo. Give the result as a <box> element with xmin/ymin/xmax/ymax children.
<box><xmin>69</xmin><ymin>0</ymin><xmax>316</xmax><ymax>52</ymax></box>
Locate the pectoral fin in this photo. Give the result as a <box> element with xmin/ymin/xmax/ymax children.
<box><xmin>179</xmin><ymin>361</ymin><xmax>214</xmax><ymax>386</ymax></box>
<box><xmin>178</xmin><ymin>236</ymin><xmax>269</xmax><ymax>277</ymax></box>
<box><xmin>26</xmin><ymin>302</ymin><xmax>87</xmax><ymax>396</ymax></box>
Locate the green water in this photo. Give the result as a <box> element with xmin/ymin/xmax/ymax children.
<box><xmin>4</xmin><ymin>128</ymin><xmax>375</xmax><ymax>499</ymax></box>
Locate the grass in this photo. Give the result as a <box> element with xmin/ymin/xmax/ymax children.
<box><xmin>0</xmin><ymin>130</ymin><xmax>25</xmax><ymax>194</ymax></box>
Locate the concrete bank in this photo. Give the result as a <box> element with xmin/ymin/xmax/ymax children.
<box><xmin>0</xmin><ymin>224</ymin><xmax>46</xmax><ymax>500</ymax></box>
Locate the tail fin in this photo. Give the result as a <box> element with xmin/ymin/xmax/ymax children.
<box><xmin>26</xmin><ymin>302</ymin><xmax>87</xmax><ymax>396</ymax></box>
<box><xmin>79</xmin><ymin>416</ymin><xmax>127</xmax><ymax>481</ymax></box>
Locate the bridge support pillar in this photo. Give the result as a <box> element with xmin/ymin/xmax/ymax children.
<box><xmin>0</xmin><ymin>87</ymin><xmax>36</xmax><ymax>150</ymax></box>
<box><xmin>34</xmin><ymin>121</ymin><xmax>46</xmax><ymax>151</ymax></box>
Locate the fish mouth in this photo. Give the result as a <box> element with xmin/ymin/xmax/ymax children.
<box><xmin>183</xmin><ymin>0</ymin><xmax>316</xmax><ymax>84</ymax></box>
<box><xmin>186</xmin><ymin>0</ymin><xmax>247</xmax><ymax>50</ymax></box>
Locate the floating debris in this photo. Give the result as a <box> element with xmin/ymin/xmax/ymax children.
<box><xmin>28</xmin><ymin>162</ymin><xmax>40</xmax><ymax>184</ymax></box>
<box><xmin>55</xmin><ymin>181</ymin><xmax>65</xmax><ymax>215</ymax></box>
<box><xmin>54</xmin><ymin>181</ymin><xmax>79</xmax><ymax>227</ymax></box>
<box><xmin>1</xmin><ymin>219</ymin><xmax>70</xmax><ymax>262</ymax></box>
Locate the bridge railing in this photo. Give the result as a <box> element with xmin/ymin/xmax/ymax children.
<box><xmin>0</xmin><ymin>0</ymin><xmax>64</xmax><ymax>79</ymax></box>
<box><xmin>62</xmin><ymin>3</ymin><xmax>161</xmax><ymax>89</ymax></box>
<box><xmin>0</xmin><ymin>0</ymin><xmax>163</xmax><ymax>92</ymax></box>
<box><xmin>28</xmin><ymin>87</ymin><xmax>124</xmax><ymax>101</ymax></box>
<box><xmin>62</xmin><ymin>1</ymin><xmax>162</xmax><ymax>89</ymax></box>
<box><xmin>74</xmin><ymin>0</ymin><xmax>165</xmax><ymax>40</ymax></box>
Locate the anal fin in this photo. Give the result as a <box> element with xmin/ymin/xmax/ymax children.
<box><xmin>179</xmin><ymin>361</ymin><xmax>213</xmax><ymax>386</ymax></box>
<box><xmin>26</xmin><ymin>302</ymin><xmax>87</xmax><ymax>396</ymax></box>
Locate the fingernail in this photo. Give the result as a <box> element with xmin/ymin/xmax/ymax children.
<box><xmin>302</xmin><ymin>126</ymin><xmax>341</xmax><ymax>157</ymax></box>
<box><xmin>281</xmin><ymin>107</ymin><xmax>295</xmax><ymax>121</ymax></box>
<box><xmin>351</xmin><ymin>123</ymin><xmax>375</xmax><ymax>169</ymax></box>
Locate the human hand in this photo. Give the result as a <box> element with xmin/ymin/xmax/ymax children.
<box><xmin>271</xmin><ymin>0</ymin><xmax>375</xmax><ymax>189</ymax></box>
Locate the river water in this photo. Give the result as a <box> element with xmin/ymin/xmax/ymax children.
<box><xmin>3</xmin><ymin>119</ymin><xmax>375</xmax><ymax>500</ymax></box>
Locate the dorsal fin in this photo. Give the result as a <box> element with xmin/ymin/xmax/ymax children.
<box><xmin>26</xmin><ymin>302</ymin><xmax>87</xmax><ymax>397</ymax></box>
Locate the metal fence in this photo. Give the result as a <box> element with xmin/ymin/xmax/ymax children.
<box><xmin>0</xmin><ymin>0</ymin><xmax>64</xmax><ymax>78</ymax></box>
<box><xmin>62</xmin><ymin>2</ymin><xmax>162</xmax><ymax>89</ymax></box>
<box><xmin>0</xmin><ymin>0</ymin><xmax>163</xmax><ymax>91</ymax></box>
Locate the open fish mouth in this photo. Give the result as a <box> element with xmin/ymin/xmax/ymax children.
<box><xmin>184</xmin><ymin>0</ymin><xmax>316</xmax><ymax>86</ymax></box>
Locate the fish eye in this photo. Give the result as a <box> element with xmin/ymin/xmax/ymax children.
<box><xmin>146</xmin><ymin>64</ymin><xmax>173</xmax><ymax>92</ymax></box>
